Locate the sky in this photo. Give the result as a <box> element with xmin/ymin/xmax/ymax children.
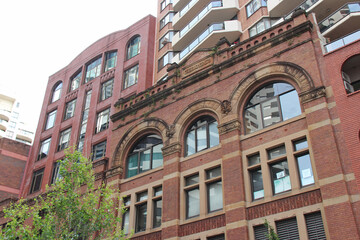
<box><xmin>0</xmin><ymin>0</ymin><xmax>157</xmax><ymax>132</ymax></box>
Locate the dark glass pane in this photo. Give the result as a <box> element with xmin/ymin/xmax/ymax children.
<box><xmin>251</xmin><ymin>169</ymin><xmax>264</xmax><ymax>200</ymax></box>
<box><xmin>261</xmin><ymin>98</ymin><xmax>280</xmax><ymax>127</ymax></box>
<box><xmin>206</xmin><ymin>167</ymin><xmax>221</xmax><ymax>179</ymax></box>
<box><xmin>186</xmin><ymin>174</ymin><xmax>199</xmax><ymax>186</ymax></box>
<box><xmin>136</xmin><ymin>204</ymin><xmax>147</xmax><ymax>232</ymax></box>
<box><xmin>132</xmin><ymin>134</ymin><xmax>162</xmax><ymax>153</ymax></box>
<box><xmin>208</xmin><ymin>181</ymin><xmax>223</xmax><ymax>212</ymax></box>
<box><xmin>137</xmin><ymin>191</ymin><xmax>148</xmax><ymax>202</ymax></box>
<box><xmin>248</xmin><ymin>153</ymin><xmax>260</xmax><ymax>166</ymax></box>
<box><xmin>244</xmin><ymin>105</ymin><xmax>262</xmax><ymax>134</ymax></box>
<box><xmin>122</xmin><ymin>210</ymin><xmax>130</xmax><ymax>234</ymax></box>
<box><xmin>268</xmin><ymin>145</ymin><xmax>286</xmax><ymax>159</ymax></box>
<box><xmin>153</xmin><ymin>199</ymin><xmax>162</xmax><ymax>228</ymax></box>
<box><xmin>297</xmin><ymin>154</ymin><xmax>314</xmax><ymax>187</ymax></box>
<box><xmin>127</xmin><ymin>154</ymin><xmax>138</xmax><ymax>178</ymax></box>
<box><xmin>154</xmin><ymin>186</ymin><xmax>162</xmax><ymax>196</ymax></box>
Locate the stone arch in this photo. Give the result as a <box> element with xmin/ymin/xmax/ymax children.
<box><xmin>172</xmin><ymin>98</ymin><xmax>223</xmax><ymax>143</ymax></box>
<box><xmin>230</xmin><ymin>62</ymin><xmax>314</xmax><ymax>115</ymax></box>
<box><xmin>111</xmin><ymin>117</ymin><xmax>169</xmax><ymax>168</ymax></box>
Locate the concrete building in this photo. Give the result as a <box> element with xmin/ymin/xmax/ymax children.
<box><xmin>1</xmin><ymin>0</ymin><xmax>360</xmax><ymax>239</ymax></box>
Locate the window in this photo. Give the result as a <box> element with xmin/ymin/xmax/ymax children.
<box><xmin>341</xmin><ymin>54</ymin><xmax>360</xmax><ymax>93</ymax></box>
<box><xmin>135</xmin><ymin>191</ymin><xmax>148</xmax><ymax>233</ymax></box>
<box><xmin>254</xmin><ymin>224</ymin><xmax>267</xmax><ymax>240</ymax></box>
<box><xmin>206</xmin><ymin>167</ymin><xmax>223</xmax><ymax>212</ymax></box>
<box><xmin>276</xmin><ymin>217</ymin><xmax>299</xmax><ymax>240</ymax></box>
<box><xmin>160</xmin><ymin>0</ymin><xmax>172</xmax><ymax>11</ymax></box>
<box><xmin>122</xmin><ymin>197</ymin><xmax>131</xmax><ymax>234</ymax></box>
<box><xmin>69</xmin><ymin>70</ymin><xmax>82</xmax><ymax>92</ymax></box>
<box><xmin>124</xmin><ymin>64</ymin><xmax>139</xmax><ymax>89</ymax></box>
<box><xmin>249</xmin><ymin>18</ymin><xmax>280</xmax><ymax>37</ymax></box>
<box><xmin>45</xmin><ymin>110</ymin><xmax>57</xmax><ymax>130</ymax></box>
<box><xmin>127</xmin><ymin>36</ymin><xmax>141</xmax><ymax>60</ymax></box>
<box><xmin>305</xmin><ymin>212</ymin><xmax>326</xmax><ymax>239</ymax></box>
<box><xmin>85</xmin><ymin>56</ymin><xmax>102</xmax><ymax>83</ymax></box>
<box><xmin>207</xmin><ymin>234</ymin><xmax>225</xmax><ymax>240</ymax></box>
<box><xmin>293</xmin><ymin>138</ymin><xmax>314</xmax><ymax>187</ymax></box>
<box><xmin>185</xmin><ymin>116</ymin><xmax>219</xmax><ymax>156</ymax></box>
<box><xmin>77</xmin><ymin>91</ymin><xmax>92</xmax><ymax>153</ymax></box>
<box><xmin>184</xmin><ymin>166</ymin><xmax>223</xmax><ymax>219</ymax></box>
<box><xmin>158</xmin><ymin>52</ymin><xmax>173</xmax><ymax>71</ymax></box>
<box><xmin>104</xmin><ymin>51</ymin><xmax>117</xmax><ymax>72</ymax></box>
<box><xmin>246</xmin><ymin>0</ymin><xmax>267</xmax><ymax>17</ymax></box>
<box><xmin>126</xmin><ymin>134</ymin><xmax>163</xmax><ymax>178</ymax></box>
<box><xmin>270</xmin><ymin>160</ymin><xmax>291</xmax><ymax>194</ymax></box>
<box><xmin>159</xmin><ymin>31</ymin><xmax>174</xmax><ymax>49</ymax></box>
<box><xmin>160</xmin><ymin>12</ymin><xmax>175</xmax><ymax>29</ymax></box>
<box><xmin>37</xmin><ymin>138</ymin><xmax>51</xmax><ymax>161</ymax></box>
<box><xmin>250</xmin><ymin>167</ymin><xmax>264</xmax><ymax>200</ymax></box>
<box><xmin>64</xmin><ymin>99</ymin><xmax>76</xmax><ymax>120</ymax></box>
<box><xmin>51</xmin><ymin>82</ymin><xmax>62</xmax><ymax>103</ymax></box>
<box><xmin>244</xmin><ymin>82</ymin><xmax>301</xmax><ymax>134</ymax></box>
<box><xmin>30</xmin><ymin>168</ymin><xmax>44</xmax><ymax>194</ymax></box>
<box><xmin>95</xmin><ymin>108</ymin><xmax>110</xmax><ymax>133</ymax></box>
<box><xmin>51</xmin><ymin>161</ymin><xmax>62</xmax><ymax>184</ymax></box>
<box><xmin>92</xmin><ymin>141</ymin><xmax>107</xmax><ymax>160</ymax></box>
<box><xmin>153</xmin><ymin>186</ymin><xmax>162</xmax><ymax>228</ymax></box>
<box><xmin>57</xmin><ymin>128</ymin><xmax>71</xmax><ymax>151</ymax></box>
<box><xmin>100</xmin><ymin>78</ymin><xmax>114</xmax><ymax>101</ymax></box>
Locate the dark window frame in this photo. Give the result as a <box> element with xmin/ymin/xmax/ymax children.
<box><xmin>57</xmin><ymin>128</ymin><xmax>71</xmax><ymax>152</ymax></box>
<box><xmin>69</xmin><ymin>69</ymin><xmax>82</xmax><ymax>92</ymax></box>
<box><xmin>126</xmin><ymin>36</ymin><xmax>141</xmax><ymax>60</ymax></box>
<box><xmin>100</xmin><ymin>78</ymin><xmax>114</xmax><ymax>101</ymax></box>
<box><xmin>37</xmin><ymin>138</ymin><xmax>51</xmax><ymax>161</ymax></box>
<box><xmin>95</xmin><ymin>108</ymin><xmax>110</xmax><ymax>133</ymax></box>
<box><xmin>85</xmin><ymin>56</ymin><xmax>102</xmax><ymax>83</ymax></box>
<box><xmin>51</xmin><ymin>82</ymin><xmax>62</xmax><ymax>103</ymax></box>
<box><xmin>104</xmin><ymin>51</ymin><xmax>117</xmax><ymax>72</ymax></box>
<box><xmin>123</xmin><ymin>64</ymin><xmax>139</xmax><ymax>89</ymax></box>
<box><xmin>92</xmin><ymin>140</ymin><xmax>107</xmax><ymax>161</ymax></box>
<box><xmin>30</xmin><ymin>168</ymin><xmax>44</xmax><ymax>194</ymax></box>
<box><xmin>64</xmin><ymin>99</ymin><xmax>77</xmax><ymax>120</ymax></box>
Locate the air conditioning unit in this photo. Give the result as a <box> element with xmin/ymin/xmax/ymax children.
<box><xmin>344</xmin><ymin>80</ymin><xmax>354</xmax><ymax>93</ymax></box>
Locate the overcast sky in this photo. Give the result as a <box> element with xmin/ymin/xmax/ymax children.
<box><xmin>0</xmin><ymin>0</ymin><xmax>157</xmax><ymax>132</ymax></box>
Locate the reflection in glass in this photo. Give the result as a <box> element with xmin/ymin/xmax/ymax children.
<box><xmin>297</xmin><ymin>154</ymin><xmax>314</xmax><ymax>187</ymax></box>
<box><xmin>186</xmin><ymin>188</ymin><xmax>200</xmax><ymax>218</ymax></box>
<box><xmin>208</xmin><ymin>181</ymin><xmax>223</xmax><ymax>212</ymax></box>
<box><xmin>251</xmin><ymin>169</ymin><xmax>264</xmax><ymax>200</ymax></box>
<box><xmin>271</xmin><ymin>160</ymin><xmax>291</xmax><ymax>194</ymax></box>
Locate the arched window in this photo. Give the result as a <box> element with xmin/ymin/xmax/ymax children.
<box><xmin>126</xmin><ymin>134</ymin><xmax>163</xmax><ymax>178</ymax></box>
<box><xmin>244</xmin><ymin>82</ymin><xmax>301</xmax><ymax>134</ymax></box>
<box><xmin>185</xmin><ymin>116</ymin><xmax>219</xmax><ymax>156</ymax></box>
<box><xmin>51</xmin><ymin>82</ymin><xmax>62</xmax><ymax>103</ymax></box>
<box><xmin>127</xmin><ymin>36</ymin><xmax>141</xmax><ymax>60</ymax></box>
<box><xmin>342</xmin><ymin>54</ymin><xmax>360</xmax><ymax>93</ymax></box>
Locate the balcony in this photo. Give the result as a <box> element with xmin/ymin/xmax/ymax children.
<box><xmin>172</xmin><ymin>0</ymin><xmax>239</xmax><ymax>52</ymax></box>
<box><xmin>267</xmin><ymin>0</ymin><xmax>304</xmax><ymax>17</ymax></box>
<box><xmin>319</xmin><ymin>2</ymin><xmax>360</xmax><ymax>40</ymax></box>
<box><xmin>172</xmin><ymin>20</ymin><xmax>242</xmax><ymax>62</ymax></box>
<box><xmin>0</xmin><ymin>109</ymin><xmax>11</xmax><ymax>122</ymax></box>
<box><xmin>172</xmin><ymin>0</ymin><xmax>239</xmax><ymax>31</ymax></box>
<box><xmin>325</xmin><ymin>29</ymin><xmax>360</xmax><ymax>52</ymax></box>
<box><xmin>0</xmin><ymin>119</ymin><xmax>8</xmax><ymax>132</ymax></box>
<box><xmin>173</xmin><ymin>0</ymin><xmax>193</xmax><ymax>12</ymax></box>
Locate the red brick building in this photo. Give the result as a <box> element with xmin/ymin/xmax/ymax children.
<box><xmin>2</xmin><ymin>0</ymin><xmax>360</xmax><ymax>239</ymax></box>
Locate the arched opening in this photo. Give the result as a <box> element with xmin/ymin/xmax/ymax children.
<box><xmin>342</xmin><ymin>54</ymin><xmax>360</xmax><ymax>93</ymax></box>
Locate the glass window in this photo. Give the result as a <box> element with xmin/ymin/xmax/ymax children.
<box><xmin>135</xmin><ymin>191</ymin><xmax>147</xmax><ymax>233</ymax></box>
<box><xmin>246</xmin><ymin>0</ymin><xmax>267</xmax><ymax>17</ymax></box>
<box><xmin>249</xmin><ymin>18</ymin><xmax>279</xmax><ymax>37</ymax></box>
<box><xmin>158</xmin><ymin>52</ymin><xmax>173</xmax><ymax>71</ymax></box>
<box><xmin>248</xmin><ymin>153</ymin><xmax>260</xmax><ymax>166</ymax></box>
<box><xmin>122</xmin><ymin>196</ymin><xmax>131</xmax><ymax>234</ymax></box>
<box><xmin>37</xmin><ymin>138</ymin><xmax>51</xmax><ymax>161</ymax></box>
<box><xmin>124</xmin><ymin>65</ymin><xmax>139</xmax><ymax>89</ymax></box>
<box><xmin>185</xmin><ymin>116</ymin><xmax>219</xmax><ymax>156</ymax></box>
<box><xmin>293</xmin><ymin>138</ymin><xmax>308</xmax><ymax>151</ymax></box>
<box><xmin>160</xmin><ymin>12</ymin><xmax>175</xmax><ymax>29</ymax></box>
<box><xmin>185</xmin><ymin>174</ymin><xmax>200</xmax><ymax>218</ymax></box>
<box><xmin>153</xmin><ymin>186</ymin><xmax>162</xmax><ymax>228</ymax></box>
<box><xmin>95</xmin><ymin>108</ymin><xmax>110</xmax><ymax>133</ymax></box>
<box><xmin>126</xmin><ymin>134</ymin><xmax>163</xmax><ymax>178</ymax></box>
<box><xmin>57</xmin><ymin>128</ymin><xmax>71</xmax><ymax>151</ymax></box>
<box><xmin>92</xmin><ymin>141</ymin><xmax>107</xmax><ymax>160</ymax></box>
<box><xmin>271</xmin><ymin>160</ymin><xmax>291</xmax><ymax>194</ymax></box>
<box><xmin>50</xmin><ymin>161</ymin><xmax>62</xmax><ymax>185</ymax></box>
<box><xmin>159</xmin><ymin>31</ymin><xmax>174</xmax><ymax>49</ymax></box>
<box><xmin>52</xmin><ymin>82</ymin><xmax>62</xmax><ymax>103</ymax></box>
<box><xmin>85</xmin><ymin>56</ymin><xmax>102</xmax><ymax>83</ymax></box>
<box><xmin>77</xmin><ymin>91</ymin><xmax>91</xmax><ymax>153</ymax></box>
<box><xmin>268</xmin><ymin>145</ymin><xmax>286</xmax><ymax>159</ymax></box>
<box><xmin>244</xmin><ymin>82</ymin><xmax>301</xmax><ymax>134</ymax></box>
<box><xmin>100</xmin><ymin>78</ymin><xmax>114</xmax><ymax>101</ymax></box>
<box><xmin>161</xmin><ymin>0</ymin><xmax>173</xmax><ymax>11</ymax></box>
<box><xmin>105</xmin><ymin>51</ymin><xmax>117</xmax><ymax>72</ymax></box>
<box><xmin>45</xmin><ymin>110</ymin><xmax>57</xmax><ymax>130</ymax></box>
<box><xmin>30</xmin><ymin>168</ymin><xmax>44</xmax><ymax>194</ymax></box>
<box><xmin>250</xmin><ymin>169</ymin><xmax>264</xmax><ymax>200</ymax></box>
<box><xmin>296</xmin><ymin>153</ymin><xmax>314</xmax><ymax>187</ymax></box>
<box><xmin>206</xmin><ymin>167</ymin><xmax>223</xmax><ymax>212</ymax></box>
<box><xmin>127</xmin><ymin>36</ymin><xmax>141</xmax><ymax>60</ymax></box>
<box><xmin>64</xmin><ymin>99</ymin><xmax>76</xmax><ymax>120</ymax></box>
<box><xmin>69</xmin><ymin>71</ymin><xmax>82</xmax><ymax>92</ymax></box>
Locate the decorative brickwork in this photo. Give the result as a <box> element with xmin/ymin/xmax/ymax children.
<box><xmin>247</xmin><ymin>190</ymin><xmax>322</xmax><ymax>220</ymax></box>
<box><xmin>131</xmin><ymin>231</ymin><xmax>162</xmax><ymax>240</ymax></box>
<box><xmin>179</xmin><ymin>214</ymin><xmax>226</xmax><ymax>237</ymax></box>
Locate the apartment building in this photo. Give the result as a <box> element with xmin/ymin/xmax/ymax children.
<box><xmin>1</xmin><ymin>0</ymin><xmax>360</xmax><ymax>239</ymax></box>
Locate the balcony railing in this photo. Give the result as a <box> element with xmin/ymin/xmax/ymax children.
<box><xmin>180</xmin><ymin>0</ymin><xmax>223</xmax><ymax>37</ymax></box>
<box><xmin>319</xmin><ymin>2</ymin><xmax>360</xmax><ymax>33</ymax></box>
<box><xmin>325</xmin><ymin>29</ymin><xmax>360</xmax><ymax>52</ymax></box>
<box><xmin>284</xmin><ymin>0</ymin><xmax>320</xmax><ymax>19</ymax></box>
<box><xmin>179</xmin><ymin>23</ymin><xmax>225</xmax><ymax>59</ymax></box>
<box><xmin>179</xmin><ymin>0</ymin><xmax>197</xmax><ymax>17</ymax></box>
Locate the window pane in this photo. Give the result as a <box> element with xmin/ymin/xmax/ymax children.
<box><xmin>251</xmin><ymin>169</ymin><xmax>264</xmax><ymax>200</ymax></box>
<box><xmin>154</xmin><ymin>186</ymin><xmax>162</xmax><ymax>196</ymax></box>
<box><xmin>268</xmin><ymin>145</ymin><xmax>286</xmax><ymax>159</ymax></box>
<box><xmin>208</xmin><ymin>181</ymin><xmax>223</xmax><ymax>212</ymax></box>
<box><xmin>248</xmin><ymin>153</ymin><xmax>260</xmax><ymax>166</ymax></box>
<box><xmin>137</xmin><ymin>191</ymin><xmax>148</xmax><ymax>202</ymax></box>
<box><xmin>122</xmin><ymin>210</ymin><xmax>130</xmax><ymax>234</ymax></box>
<box><xmin>52</xmin><ymin>83</ymin><xmax>62</xmax><ymax>102</ymax></box>
<box><xmin>153</xmin><ymin>199</ymin><xmax>162</xmax><ymax>228</ymax></box>
<box><xmin>45</xmin><ymin>110</ymin><xmax>57</xmax><ymax>130</ymax></box>
<box><xmin>280</xmin><ymin>90</ymin><xmax>301</xmax><ymax>121</ymax></box>
<box><xmin>186</xmin><ymin>188</ymin><xmax>200</xmax><ymax>218</ymax></box>
<box><xmin>101</xmin><ymin>79</ymin><xmax>113</xmax><ymax>101</ymax></box>
<box><xmin>209</xmin><ymin>121</ymin><xmax>219</xmax><ymax>147</ymax></box>
<box><xmin>140</xmin><ymin>149</ymin><xmax>151</xmax><ymax>172</ymax></box>
<box><xmin>271</xmin><ymin>161</ymin><xmax>291</xmax><ymax>194</ymax></box>
<box><xmin>136</xmin><ymin>204</ymin><xmax>147</xmax><ymax>232</ymax></box>
<box><xmin>152</xmin><ymin>144</ymin><xmax>163</xmax><ymax>169</ymax></box>
<box><xmin>186</xmin><ymin>130</ymin><xmax>196</xmax><ymax>156</ymax></box>
<box><xmin>262</xmin><ymin>98</ymin><xmax>280</xmax><ymax>127</ymax></box>
<box><xmin>186</xmin><ymin>174</ymin><xmax>199</xmax><ymax>186</ymax></box>
<box><xmin>297</xmin><ymin>154</ymin><xmax>314</xmax><ymax>187</ymax></box>
<box><xmin>293</xmin><ymin>138</ymin><xmax>308</xmax><ymax>151</ymax></box>
<box><xmin>206</xmin><ymin>167</ymin><xmax>221</xmax><ymax>179</ymax></box>
<box><xmin>244</xmin><ymin>105</ymin><xmax>262</xmax><ymax>134</ymax></box>
<box><xmin>196</xmin><ymin>124</ymin><xmax>207</xmax><ymax>152</ymax></box>
<box><xmin>127</xmin><ymin>154</ymin><xmax>138</xmax><ymax>178</ymax></box>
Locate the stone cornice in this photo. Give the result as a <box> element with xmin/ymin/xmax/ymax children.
<box><xmin>299</xmin><ymin>86</ymin><xmax>326</xmax><ymax>103</ymax></box>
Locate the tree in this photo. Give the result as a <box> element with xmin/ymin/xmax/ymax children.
<box><xmin>264</xmin><ymin>219</ymin><xmax>280</xmax><ymax>240</ymax></box>
<box><xmin>0</xmin><ymin>148</ymin><xmax>129</xmax><ymax>240</ymax></box>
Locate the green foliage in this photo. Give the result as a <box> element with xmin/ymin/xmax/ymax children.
<box><xmin>264</xmin><ymin>219</ymin><xmax>280</xmax><ymax>240</ymax></box>
<box><xmin>0</xmin><ymin>148</ymin><xmax>130</xmax><ymax>240</ymax></box>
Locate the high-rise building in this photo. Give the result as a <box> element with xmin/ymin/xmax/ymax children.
<box><xmin>1</xmin><ymin>1</ymin><xmax>360</xmax><ymax>239</ymax></box>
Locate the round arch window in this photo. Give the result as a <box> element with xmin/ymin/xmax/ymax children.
<box><xmin>51</xmin><ymin>82</ymin><xmax>62</xmax><ymax>103</ymax></box>
<box><xmin>244</xmin><ymin>82</ymin><xmax>301</xmax><ymax>134</ymax></box>
<box><xmin>126</xmin><ymin>134</ymin><xmax>163</xmax><ymax>178</ymax></box>
<box><xmin>127</xmin><ymin>36</ymin><xmax>141</xmax><ymax>60</ymax></box>
<box><xmin>185</xmin><ymin>116</ymin><xmax>219</xmax><ymax>156</ymax></box>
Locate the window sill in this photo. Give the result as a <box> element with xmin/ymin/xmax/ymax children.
<box><xmin>180</xmin><ymin>145</ymin><xmax>221</xmax><ymax>163</ymax></box>
<box><xmin>180</xmin><ymin>210</ymin><xmax>225</xmax><ymax>225</ymax></box>
<box><xmin>346</xmin><ymin>89</ymin><xmax>360</xmax><ymax>96</ymax></box>
<box><xmin>120</xmin><ymin>167</ymin><xmax>164</xmax><ymax>184</ymax></box>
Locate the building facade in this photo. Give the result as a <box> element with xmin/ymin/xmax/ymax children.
<box><xmin>1</xmin><ymin>0</ymin><xmax>360</xmax><ymax>239</ymax></box>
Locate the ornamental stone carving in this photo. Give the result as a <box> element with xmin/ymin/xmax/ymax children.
<box><xmin>105</xmin><ymin>166</ymin><xmax>122</xmax><ymax>179</ymax></box>
<box><xmin>218</xmin><ymin>119</ymin><xmax>241</xmax><ymax>135</ymax></box>
<box><xmin>166</xmin><ymin>124</ymin><xmax>176</xmax><ymax>138</ymax></box>
<box><xmin>162</xmin><ymin>143</ymin><xmax>182</xmax><ymax>157</ymax></box>
<box><xmin>299</xmin><ymin>86</ymin><xmax>326</xmax><ymax>103</ymax></box>
<box><xmin>221</xmin><ymin>100</ymin><xmax>232</xmax><ymax>114</ymax></box>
